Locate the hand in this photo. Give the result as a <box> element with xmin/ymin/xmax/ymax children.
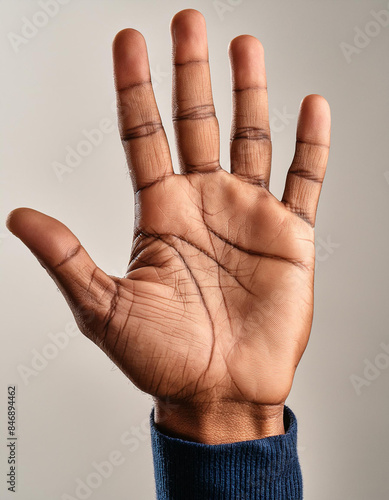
<box><xmin>6</xmin><ymin>9</ymin><xmax>330</xmax><ymax>444</ymax></box>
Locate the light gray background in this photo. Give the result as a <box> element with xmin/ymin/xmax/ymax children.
<box><xmin>1</xmin><ymin>0</ymin><xmax>389</xmax><ymax>499</ymax></box>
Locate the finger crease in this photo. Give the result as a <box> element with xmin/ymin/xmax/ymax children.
<box><xmin>296</xmin><ymin>139</ymin><xmax>330</xmax><ymax>149</ymax></box>
<box><xmin>282</xmin><ymin>201</ymin><xmax>314</xmax><ymax>228</ymax></box>
<box><xmin>231</xmin><ymin>126</ymin><xmax>271</xmax><ymax>142</ymax></box>
<box><xmin>173</xmin><ymin>104</ymin><xmax>216</xmax><ymax>122</ymax></box>
<box><xmin>135</xmin><ymin>173</ymin><xmax>175</xmax><ymax>194</ymax></box>
<box><xmin>116</xmin><ymin>80</ymin><xmax>152</xmax><ymax>93</ymax></box>
<box><xmin>174</xmin><ymin>59</ymin><xmax>209</xmax><ymax>66</ymax></box>
<box><xmin>184</xmin><ymin>160</ymin><xmax>221</xmax><ymax>174</ymax></box>
<box><xmin>54</xmin><ymin>244</ymin><xmax>82</xmax><ymax>269</ymax></box>
<box><xmin>121</xmin><ymin>121</ymin><xmax>163</xmax><ymax>141</ymax></box>
<box><xmin>289</xmin><ymin>169</ymin><xmax>323</xmax><ymax>184</ymax></box>
<box><xmin>233</xmin><ymin>172</ymin><xmax>268</xmax><ymax>189</ymax></box>
<box><xmin>233</xmin><ymin>86</ymin><xmax>268</xmax><ymax>92</ymax></box>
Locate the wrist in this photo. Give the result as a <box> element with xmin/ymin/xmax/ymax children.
<box><xmin>154</xmin><ymin>399</ymin><xmax>285</xmax><ymax>444</ymax></box>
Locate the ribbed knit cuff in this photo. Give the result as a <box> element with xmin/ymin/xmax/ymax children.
<box><xmin>150</xmin><ymin>405</ymin><xmax>302</xmax><ymax>500</ymax></box>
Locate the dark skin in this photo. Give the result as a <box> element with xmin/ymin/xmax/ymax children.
<box><xmin>7</xmin><ymin>9</ymin><xmax>330</xmax><ymax>444</ymax></box>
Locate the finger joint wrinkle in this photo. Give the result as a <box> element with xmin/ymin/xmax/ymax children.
<box><xmin>231</xmin><ymin>126</ymin><xmax>271</xmax><ymax>142</ymax></box>
<box><xmin>233</xmin><ymin>85</ymin><xmax>268</xmax><ymax>93</ymax></box>
<box><xmin>174</xmin><ymin>59</ymin><xmax>209</xmax><ymax>67</ymax></box>
<box><xmin>233</xmin><ymin>172</ymin><xmax>268</xmax><ymax>189</ymax></box>
<box><xmin>121</xmin><ymin>121</ymin><xmax>163</xmax><ymax>141</ymax></box>
<box><xmin>296</xmin><ymin>139</ymin><xmax>329</xmax><ymax>149</ymax></box>
<box><xmin>173</xmin><ymin>104</ymin><xmax>216</xmax><ymax>122</ymax></box>
<box><xmin>54</xmin><ymin>244</ymin><xmax>82</xmax><ymax>269</ymax></box>
<box><xmin>289</xmin><ymin>169</ymin><xmax>323</xmax><ymax>184</ymax></box>
<box><xmin>282</xmin><ymin>201</ymin><xmax>314</xmax><ymax>228</ymax></box>
<box><xmin>116</xmin><ymin>80</ymin><xmax>152</xmax><ymax>93</ymax></box>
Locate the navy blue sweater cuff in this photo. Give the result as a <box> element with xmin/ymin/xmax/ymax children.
<box><xmin>150</xmin><ymin>405</ymin><xmax>303</xmax><ymax>500</ymax></box>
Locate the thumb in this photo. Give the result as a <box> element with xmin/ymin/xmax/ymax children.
<box><xmin>6</xmin><ymin>208</ymin><xmax>116</xmax><ymax>336</ymax></box>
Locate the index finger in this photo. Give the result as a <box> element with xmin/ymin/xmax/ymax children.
<box><xmin>113</xmin><ymin>29</ymin><xmax>174</xmax><ymax>192</ymax></box>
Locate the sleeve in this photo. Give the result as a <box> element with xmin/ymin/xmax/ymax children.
<box><xmin>150</xmin><ymin>405</ymin><xmax>303</xmax><ymax>500</ymax></box>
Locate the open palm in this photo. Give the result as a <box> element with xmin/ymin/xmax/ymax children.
<box><xmin>7</xmin><ymin>10</ymin><xmax>330</xmax><ymax>438</ymax></box>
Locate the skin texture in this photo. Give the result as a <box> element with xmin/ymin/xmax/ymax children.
<box><xmin>6</xmin><ymin>10</ymin><xmax>330</xmax><ymax>444</ymax></box>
